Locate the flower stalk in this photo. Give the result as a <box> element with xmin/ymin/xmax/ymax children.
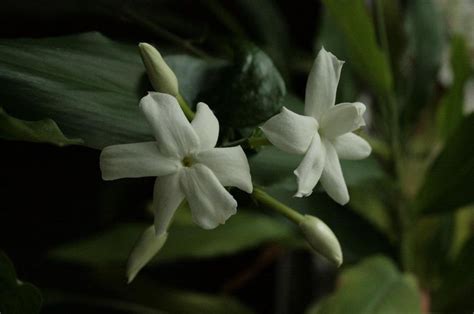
<box><xmin>252</xmin><ymin>187</ymin><xmax>304</xmax><ymax>224</ymax></box>
<box><xmin>176</xmin><ymin>94</ymin><xmax>195</xmax><ymax>121</ymax></box>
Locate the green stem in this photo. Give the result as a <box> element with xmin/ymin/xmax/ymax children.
<box><xmin>248</xmin><ymin>136</ymin><xmax>271</xmax><ymax>149</ymax></box>
<box><xmin>375</xmin><ymin>0</ymin><xmax>411</xmax><ymax>270</ymax></box>
<box><xmin>176</xmin><ymin>94</ymin><xmax>195</xmax><ymax>121</ymax></box>
<box><xmin>252</xmin><ymin>187</ymin><xmax>304</xmax><ymax>224</ymax></box>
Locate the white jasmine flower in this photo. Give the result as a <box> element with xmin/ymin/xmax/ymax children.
<box><xmin>100</xmin><ymin>92</ymin><xmax>253</xmax><ymax>234</ymax></box>
<box><xmin>261</xmin><ymin>48</ymin><xmax>371</xmax><ymax>205</ymax></box>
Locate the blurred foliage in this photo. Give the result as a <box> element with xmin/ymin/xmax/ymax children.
<box><xmin>416</xmin><ymin>113</ymin><xmax>474</xmax><ymax>214</ymax></box>
<box><xmin>0</xmin><ymin>251</ymin><xmax>42</xmax><ymax>314</ymax></box>
<box><xmin>1</xmin><ymin>0</ymin><xmax>473</xmax><ymax>313</ymax></box>
<box><xmin>320</xmin><ymin>0</ymin><xmax>393</xmax><ymax>97</ymax></box>
<box><xmin>306</xmin><ymin>256</ymin><xmax>422</xmax><ymax>314</ymax></box>
<box><xmin>0</xmin><ymin>107</ymin><xmax>83</xmax><ymax>146</ymax></box>
<box><xmin>402</xmin><ymin>0</ymin><xmax>444</xmax><ymax>125</ymax></box>
<box><xmin>436</xmin><ymin>36</ymin><xmax>472</xmax><ymax>139</ymax></box>
<box><xmin>49</xmin><ymin>210</ymin><xmax>296</xmax><ymax>267</ymax></box>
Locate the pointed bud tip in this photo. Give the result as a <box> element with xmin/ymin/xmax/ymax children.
<box><xmin>125</xmin><ymin>227</ymin><xmax>168</xmax><ymax>284</ymax></box>
<box><xmin>299</xmin><ymin>215</ymin><xmax>343</xmax><ymax>267</ymax></box>
<box><xmin>138</xmin><ymin>42</ymin><xmax>179</xmax><ymax>96</ymax></box>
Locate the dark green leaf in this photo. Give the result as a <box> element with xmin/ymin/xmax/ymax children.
<box><xmin>230</xmin><ymin>0</ymin><xmax>290</xmax><ymax>72</ymax></box>
<box><xmin>437</xmin><ymin>36</ymin><xmax>471</xmax><ymax>139</ymax></box>
<box><xmin>433</xmin><ymin>236</ymin><xmax>474</xmax><ymax>312</ymax></box>
<box><xmin>403</xmin><ymin>0</ymin><xmax>444</xmax><ymax>124</ymax></box>
<box><xmin>94</xmin><ymin>273</ymin><xmax>256</xmax><ymax>314</ymax></box>
<box><xmin>0</xmin><ymin>32</ymin><xmax>226</xmax><ymax>149</ymax></box>
<box><xmin>306</xmin><ymin>256</ymin><xmax>422</xmax><ymax>314</ymax></box>
<box><xmin>49</xmin><ymin>210</ymin><xmax>295</xmax><ymax>266</ymax></box>
<box><xmin>0</xmin><ymin>107</ymin><xmax>82</xmax><ymax>146</ymax></box>
<box><xmin>0</xmin><ymin>251</ymin><xmax>42</xmax><ymax>314</ymax></box>
<box><xmin>402</xmin><ymin>214</ymin><xmax>455</xmax><ymax>288</ymax></box>
<box><xmin>320</xmin><ymin>0</ymin><xmax>393</xmax><ymax>96</ymax></box>
<box><xmin>202</xmin><ymin>42</ymin><xmax>286</xmax><ymax>128</ymax></box>
<box><xmin>416</xmin><ymin>114</ymin><xmax>474</xmax><ymax>214</ymax></box>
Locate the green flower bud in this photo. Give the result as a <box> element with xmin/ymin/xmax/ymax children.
<box><xmin>299</xmin><ymin>215</ymin><xmax>343</xmax><ymax>267</ymax></box>
<box><xmin>139</xmin><ymin>43</ymin><xmax>179</xmax><ymax>96</ymax></box>
<box><xmin>126</xmin><ymin>226</ymin><xmax>168</xmax><ymax>283</ymax></box>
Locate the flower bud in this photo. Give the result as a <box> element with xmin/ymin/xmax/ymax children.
<box><xmin>299</xmin><ymin>215</ymin><xmax>343</xmax><ymax>267</ymax></box>
<box><xmin>126</xmin><ymin>225</ymin><xmax>168</xmax><ymax>283</ymax></box>
<box><xmin>139</xmin><ymin>43</ymin><xmax>179</xmax><ymax>96</ymax></box>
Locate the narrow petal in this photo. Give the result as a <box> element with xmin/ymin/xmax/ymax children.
<box><xmin>195</xmin><ymin>146</ymin><xmax>253</xmax><ymax>193</ymax></box>
<box><xmin>140</xmin><ymin>92</ymin><xmax>199</xmax><ymax>158</ymax></box>
<box><xmin>332</xmin><ymin>133</ymin><xmax>372</xmax><ymax>160</ymax></box>
<box><xmin>180</xmin><ymin>164</ymin><xmax>237</xmax><ymax>229</ymax></box>
<box><xmin>100</xmin><ymin>142</ymin><xmax>180</xmax><ymax>180</ymax></box>
<box><xmin>153</xmin><ymin>172</ymin><xmax>185</xmax><ymax>235</ymax></box>
<box><xmin>260</xmin><ymin>107</ymin><xmax>319</xmax><ymax>154</ymax></box>
<box><xmin>191</xmin><ymin>102</ymin><xmax>219</xmax><ymax>150</ymax></box>
<box><xmin>319</xmin><ymin>102</ymin><xmax>366</xmax><ymax>139</ymax></box>
<box><xmin>294</xmin><ymin>132</ymin><xmax>326</xmax><ymax>197</ymax></box>
<box><xmin>126</xmin><ymin>226</ymin><xmax>168</xmax><ymax>283</ymax></box>
<box><xmin>305</xmin><ymin>48</ymin><xmax>344</xmax><ymax>119</ymax></box>
<box><xmin>320</xmin><ymin>140</ymin><xmax>349</xmax><ymax>205</ymax></box>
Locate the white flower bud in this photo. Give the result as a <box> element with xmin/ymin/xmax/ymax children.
<box><xmin>299</xmin><ymin>215</ymin><xmax>343</xmax><ymax>267</ymax></box>
<box><xmin>139</xmin><ymin>43</ymin><xmax>179</xmax><ymax>96</ymax></box>
<box><xmin>126</xmin><ymin>225</ymin><xmax>168</xmax><ymax>283</ymax></box>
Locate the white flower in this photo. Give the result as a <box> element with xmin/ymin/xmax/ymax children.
<box><xmin>261</xmin><ymin>48</ymin><xmax>371</xmax><ymax>205</ymax></box>
<box><xmin>100</xmin><ymin>92</ymin><xmax>253</xmax><ymax>234</ymax></box>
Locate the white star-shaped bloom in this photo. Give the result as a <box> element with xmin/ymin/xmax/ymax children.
<box><xmin>100</xmin><ymin>92</ymin><xmax>253</xmax><ymax>234</ymax></box>
<box><xmin>261</xmin><ymin>48</ymin><xmax>371</xmax><ymax>205</ymax></box>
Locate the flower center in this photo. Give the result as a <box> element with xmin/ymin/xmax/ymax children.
<box><xmin>182</xmin><ymin>156</ymin><xmax>194</xmax><ymax>167</ymax></box>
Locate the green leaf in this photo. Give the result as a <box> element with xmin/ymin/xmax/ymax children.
<box><xmin>202</xmin><ymin>42</ymin><xmax>286</xmax><ymax>128</ymax></box>
<box><xmin>320</xmin><ymin>0</ymin><xmax>393</xmax><ymax>96</ymax></box>
<box><xmin>403</xmin><ymin>0</ymin><xmax>444</xmax><ymax>124</ymax></box>
<box><xmin>437</xmin><ymin>36</ymin><xmax>471</xmax><ymax>139</ymax></box>
<box><xmin>433</xmin><ymin>236</ymin><xmax>474</xmax><ymax>312</ymax></box>
<box><xmin>306</xmin><ymin>256</ymin><xmax>422</xmax><ymax>314</ymax></box>
<box><xmin>0</xmin><ymin>32</ymin><xmax>225</xmax><ymax>149</ymax></box>
<box><xmin>49</xmin><ymin>210</ymin><xmax>295</xmax><ymax>266</ymax></box>
<box><xmin>46</xmin><ymin>278</ymin><xmax>255</xmax><ymax>314</ymax></box>
<box><xmin>416</xmin><ymin>113</ymin><xmax>474</xmax><ymax>214</ymax></box>
<box><xmin>126</xmin><ymin>282</ymin><xmax>255</xmax><ymax>314</ymax></box>
<box><xmin>0</xmin><ymin>107</ymin><xmax>82</xmax><ymax>146</ymax></box>
<box><xmin>92</xmin><ymin>273</ymin><xmax>256</xmax><ymax>314</ymax></box>
<box><xmin>349</xmin><ymin>180</ymin><xmax>396</xmax><ymax>241</ymax></box>
<box><xmin>0</xmin><ymin>251</ymin><xmax>42</xmax><ymax>314</ymax></box>
<box><xmin>230</xmin><ymin>0</ymin><xmax>290</xmax><ymax>72</ymax></box>
<box><xmin>402</xmin><ymin>214</ymin><xmax>455</xmax><ymax>288</ymax></box>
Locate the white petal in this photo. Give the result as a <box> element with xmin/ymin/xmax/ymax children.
<box><xmin>196</xmin><ymin>147</ymin><xmax>253</xmax><ymax>193</ymax></box>
<box><xmin>294</xmin><ymin>132</ymin><xmax>326</xmax><ymax>197</ymax></box>
<box><xmin>140</xmin><ymin>92</ymin><xmax>199</xmax><ymax>158</ymax></box>
<box><xmin>320</xmin><ymin>102</ymin><xmax>366</xmax><ymax>139</ymax></box>
<box><xmin>180</xmin><ymin>164</ymin><xmax>237</xmax><ymax>229</ymax></box>
<box><xmin>191</xmin><ymin>102</ymin><xmax>219</xmax><ymax>150</ymax></box>
<box><xmin>153</xmin><ymin>172</ymin><xmax>185</xmax><ymax>235</ymax></box>
<box><xmin>100</xmin><ymin>142</ymin><xmax>180</xmax><ymax>180</ymax></box>
<box><xmin>126</xmin><ymin>226</ymin><xmax>168</xmax><ymax>283</ymax></box>
<box><xmin>260</xmin><ymin>107</ymin><xmax>319</xmax><ymax>154</ymax></box>
<box><xmin>332</xmin><ymin>133</ymin><xmax>371</xmax><ymax>160</ymax></box>
<box><xmin>320</xmin><ymin>140</ymin><xmax>349</xmax><ymax>205</ymax></box>
<box><xmin>305</xmin><ymin>48</ymin><xmax>344</xmax><ymax>119</ymax></box>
